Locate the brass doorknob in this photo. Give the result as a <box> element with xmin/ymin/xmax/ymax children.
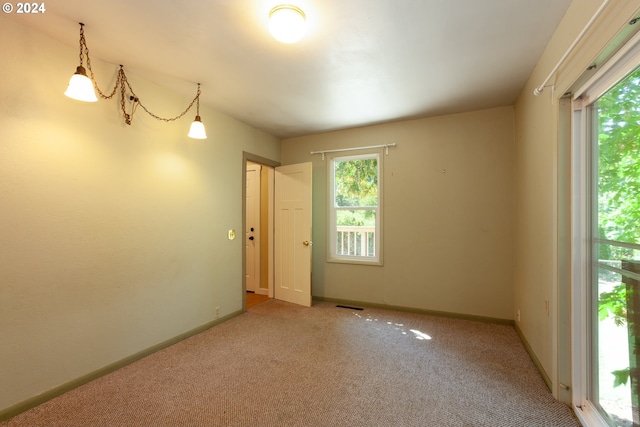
<box><xmin>303</xmin><ymin>240</ymin><xmax>311</xmax><ymax>246</ymax></box>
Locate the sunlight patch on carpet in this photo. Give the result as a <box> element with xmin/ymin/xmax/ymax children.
<box><xmin>409</xmin><ymin>329</ymin><xmax>432</xmax><ymax>340</ymax></box>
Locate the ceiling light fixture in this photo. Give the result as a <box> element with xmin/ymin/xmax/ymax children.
<box><xmin>269</xmin><ymin>5</ymin><xmax>306</xmax><ymax>44</ymax></box>
<box><xmin>64</xmin><ymin>23</ymin><xmax>207</xmax><ymax>139</ymax></box>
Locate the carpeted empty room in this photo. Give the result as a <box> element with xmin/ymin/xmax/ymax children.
<box><xmin>1</xmin><ymin>300</ymin><xmax>579</xmax><ymax>427</ymax></box>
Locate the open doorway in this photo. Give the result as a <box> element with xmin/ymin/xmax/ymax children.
<box><xmin>242</xmin><ymin>152</ymin><xmax>314</xmax><ymax>311</ymax></box>
<box><xmin>242</xmin><ymin>153</ymin><xmax>279</xmax><ymax>311</ymax></box>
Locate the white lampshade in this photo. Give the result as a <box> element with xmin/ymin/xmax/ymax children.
<box><xmin>188</xmin><ymin>116</ymin><xmax>207</xmax><ymax>139</ymax></box>
<box><xmin>269</xmin><ymin>5</ymin><xmax>306</xmax><ymax>44</ymax></box>
<box><xmin>64</xmin><ymin>66</ymin><xmax>98</xmax><ymax>102</ymax></box>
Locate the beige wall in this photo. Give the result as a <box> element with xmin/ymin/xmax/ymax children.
<box><xmin>513</xmin><ymin>0</ymin><xmax>640</xmax><ymax>396</ymax></box>
<box><xmin>282</xmin><ymin>107</ymin><xmax>515</xmax><ymax>320</ymax></box>
<box><xmin>0</xmin><ymin>17</ymin><xmax>280</xmax><ymax>413</ymax></box>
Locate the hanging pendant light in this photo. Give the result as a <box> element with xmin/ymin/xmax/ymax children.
<box><xmin>188</xmin><ymin>84</ymin><xmax>207</xmax><ymax>139</ymax></box>
<box><xmin>269</xmin><ymin>5</ymin><xmax>306</xmax><ymax>44</ymax></box>
<box><xmin>64</xmin><ymin>23</ymin><xmax>98</xmax><ymax>102</ymax></box>
<box><xmin>188</xmin><ymin>116</ymin><xmax>207</xmax><ymax>139</ymax></box>
<box><xmin>64</xmin><ymin>66</ymin><xmax>98</xmax><ymax>102</ymax></box>
<box><xmin>63</xmin><ymin>23</ymin><xmax>207</xmax><ymax>136</ymax></box>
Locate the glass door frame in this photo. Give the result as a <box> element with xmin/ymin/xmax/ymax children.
<box><xmin>572</xmin><ymin>32</ymin><xmax>640</xmax><ymax>427</ymax></box>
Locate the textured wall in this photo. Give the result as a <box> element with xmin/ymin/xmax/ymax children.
<box><xmin>0</xmin><ymin>17</ymin><xmax>280</xmax><ymax>412</ymax></box>
<box><xmin>282</xmin><ymin>107</ymin><xmax>515</xmax><ymax>320</ymax></box>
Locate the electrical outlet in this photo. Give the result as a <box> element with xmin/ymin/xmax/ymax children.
<box><xmin>215</xmin><ymin>307</ymin><xmax>220</xmax><ymax>318</ymax></box>
<box><xmin>516</xmin><ymin>309</ymin><xmax>521</xmax><ymax>322</ymax></box>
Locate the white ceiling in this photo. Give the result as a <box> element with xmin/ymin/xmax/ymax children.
<box><xmin>7</xmin><ymin>0</ymin><xmax>572</xmax><ymax>138</ymax></box>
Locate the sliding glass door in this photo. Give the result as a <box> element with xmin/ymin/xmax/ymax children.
<box><xmin>585</xmin><ymin>65</ymin><xmax>640</xmax><ymax>427</ymax></box>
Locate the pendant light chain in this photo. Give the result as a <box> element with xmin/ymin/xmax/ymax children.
<box><xmin>123</xmin><ymin>78</ymin><xmax>201</xmax><ymax>123</ymax></box>
<box><xmin>196</xmin><ymin>84</ymin><xmax>201</xmax><ymax>116</ymax></box>
<box><xmin>77</xmin><ymin>23</ymin><xmax>85</xmax><ymax>70</ymax></box>
<box><xmin>80</xmin><ymin>24</ymin><xmax>119</xmax><ymax>100</ymax></box>
<box><xmin>77</xmin><ymin>23</ymin><xmax>201</xmax><ymax>125</ymax></box>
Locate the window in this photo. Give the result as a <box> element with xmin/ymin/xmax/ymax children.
<box><xmin>328</xmin><ymin>152</ymin><xmax>382</xmax><ymax>264</ymax></box>
<box><xmin>573</xmin><ymin>38</ymin><xmax>640</xmax><ymax>427</ymax></box>
<box><xmin>587</xmin><ymin>67</ymin><xmax>640</xmax><ymax>427</ymax></box>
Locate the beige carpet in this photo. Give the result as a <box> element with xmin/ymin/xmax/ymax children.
<box><xmin>2</xmin><ymin>300</ymin><xmax>580</xmax><ymax>426</ymax></box>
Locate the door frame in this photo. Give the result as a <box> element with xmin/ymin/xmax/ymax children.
<box><xmin>570</xmin><ymin>29</ymin><xmax>640</xmax><ymax>427</ymax></box>
<box><xmin>242</xmin><ymin>152</ymin><xmax>280</xmax><ymax>312</ymax></box>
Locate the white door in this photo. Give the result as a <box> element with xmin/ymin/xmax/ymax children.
<box><xmin>274</xmin><ymin>162</ymin><xmax>312</xmax><ymax>307</ymax></box>
<box><xmin>245</xmin><ymin>164</ymin><xmax>261</xmax><ymax>293</ymax></box>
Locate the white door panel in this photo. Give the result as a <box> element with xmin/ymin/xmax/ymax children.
<box><xmin>275</xmin><ymin>162</ymin><xmax>312</xmax><ymax>307</ymax></box>
<box><xmin>245</xmin><ymin>164</ymin><xmax>261</xmax><ymax>293</ymax></box>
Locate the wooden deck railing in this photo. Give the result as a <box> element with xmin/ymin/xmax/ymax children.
<box><xmin>336</xmin><ymin>226</ymin><xmax>375</xmax><ymax>257</ymax></box>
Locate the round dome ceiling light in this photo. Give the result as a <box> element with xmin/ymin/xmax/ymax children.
<box><xmin>269</xmin><ymin>4</ymin><xmax>306</xmax><ymax>44</ymax></box>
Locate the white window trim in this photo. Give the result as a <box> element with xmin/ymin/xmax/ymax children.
<box><xmin>327</xmin><ymin>151</ymin><xmax>383</xmax><ymax>265</ymax></box>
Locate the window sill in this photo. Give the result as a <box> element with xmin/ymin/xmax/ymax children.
<box><xmin>327</xmin><ymin>257</ymin><xmax>383</xmax><ymax>267</ymax></box>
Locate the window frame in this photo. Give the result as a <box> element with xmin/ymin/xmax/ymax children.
<box><xmin>327</xmin><ymin>151</ymin><xmax>383</xmax><ymax>265</ymax></box>
<box><xmin>571</xmin><ymin>32</ymin><xmax>640</xmax><ymax>427</ymax></box>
